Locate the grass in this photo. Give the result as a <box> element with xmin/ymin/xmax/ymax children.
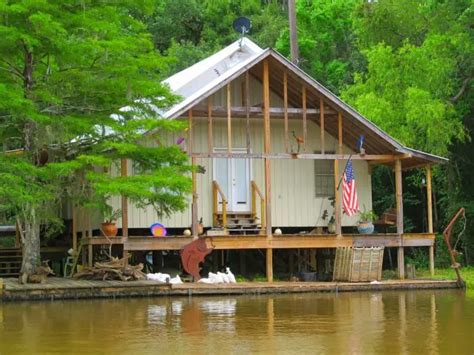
<box><xmin>418</xmin><ymin>266</ymin><xmax>474</xmax><ymax>290</ymax></box>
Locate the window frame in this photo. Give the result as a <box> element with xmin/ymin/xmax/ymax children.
<box><xmin>314</xmin><ymin>151</ymin><xmax>335</xmax><ymax>198</ymax></box>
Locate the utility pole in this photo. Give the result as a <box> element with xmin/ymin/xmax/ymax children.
<box><xmin>288</xmin><ymin>0</ymin><xmax>299</xmax><ymax>66</ymax></box>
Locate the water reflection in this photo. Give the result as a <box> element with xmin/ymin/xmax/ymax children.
<box><xmin>0</xmin><ymin>290</ymin><xmax>472</xmax><ymax>354</ymax></box>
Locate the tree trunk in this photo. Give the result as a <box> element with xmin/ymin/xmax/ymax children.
<box><xmin>18</xmin><ymin>208</ymin><xmax>41</xmax><ymax>284</ymax></box>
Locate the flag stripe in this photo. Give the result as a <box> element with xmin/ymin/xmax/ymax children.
<box><xmin>342</xmin><ymin>160</ymin><xmax>359</xmax><ymax>216</ymax></box>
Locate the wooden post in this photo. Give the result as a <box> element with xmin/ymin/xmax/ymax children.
<box><xmin>121</xmin><ymin>158</ymin><xmax>128</xmax><ymax>239</ymax></box>
<box><xmin>263</xmin><ymin>59</ymin><xmax>273</xmax><ymax>282</ymax></box>
<box><xmin>120</xmin><ymin>158</ymin><xmax>129</xmax><ymax>264</ymax></box>
<box><xmin>212</xmin><ymin>182</ymin><xmax>218</xmax><ymax>227</ymax></box>
<box><xmin>302</xmin><ymin>85</ymin><xmax>307</xmax><ymax>152</ymax></box>
<box><xmin>191</xmin><ymin>156</ymin><xmax>198</xmax><ymax>237</ymax></box>
<box><xmin>426</xmin><ymin>165</ymin><xmax>434</xmax><ymax>233</ymax></box>
<box><xmin>266</xmin><ymin>248</ymin><xmax>273</xmax><ymax>282</ymax></box>
<box><xmin>189</xmin><ymin>109</ymin><xmax>198</xmax><ymax>237</ymax></box>
<box><xmin>334</xmin><ymin>159</ymin><xmax>341</xmax><ymax>236</ymax></box>
<box><xmin>245</xmin><ymin>71</ymin><xmax>251</xmax><ymax>154</ymax></box>
<box><xmin>335</xmin><ymin>112</ymin><xmax>343</xmax><ymax>235</ymax></box>
<box><xmin>395</xmin><ymin>159</ymin><xmax>405</xmax><ymax>279</ymax></box>
<box><xmin>263</xmin><ymin>60</ymin><xmax>272</xmax><ymax>235</ymax></box>
<box><xmin>283</xmin><ymin>71</ymin><xmax>289</xmax><ymax>153</ymax></box>
<box><xmin>320</xmin><ymin>97</ymin><xmax>325</xmax><ymax>154</ymax></box>
<box><xmin>426</xmin><ymin>165</ymin><xmax>434</xmax><ymax>276</ymax></box>
<box><xmin>207</xmin><ymin>97</ymin><xmax>213</xmax><ymax>153</ymax></box>
<box><xmin>251</xmin><ymin>182</ymin><xmax>257</xmax><ymax>218</ymax></box>
<box><xmin>338</xmin><ymin>112</ymin><xmax>343</xmax><ymax>154</ymax></box>
<box><xmin>88</xmin><ymin>244</ymin><xmax>93</xmax><ymax>267</ymax></box>
<box><xmin>227</xmin><ymin>83</ymin><xmax>232</xmax><ymax>154</ymax></box>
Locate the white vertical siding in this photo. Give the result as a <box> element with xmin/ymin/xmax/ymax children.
<box><xmin>111</xmin><ymin>75</ymin><xmax>372</xmax><ymax>230</ymax></box>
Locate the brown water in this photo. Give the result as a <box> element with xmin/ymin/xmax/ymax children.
<box><xmin>0</xmin><ymin>290</ymin><xmax>473</xmax><ymax>354</ymax></box>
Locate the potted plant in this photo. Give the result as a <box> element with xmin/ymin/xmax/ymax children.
<box><xmin>357</xmin><ymin>208</ymin><xmax>377</xmax><ymax>234</ymax></box>
<box><xmin>327</xmin><ymin>216</ymin><xmax>336</xmax><ymax>234</ymax></box>
<box><xmin>323</xmin><ymin>197</ymin><xmax>336</xmax><ymax>234</ymax></box>
<box><xmin>101</xmin><ymin>206</ymin><xmax>121</xmax><ymax>237</ymax></box>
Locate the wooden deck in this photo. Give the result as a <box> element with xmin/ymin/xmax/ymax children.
<box><xmin>0</xmin><ymin>277</ymin><xmax>458</xmax><ymax>302</ymax></box>
<box><xmin>81</xmin><ymin>233</ymin><xmax>435</xmax><ymax>252</ymax></box>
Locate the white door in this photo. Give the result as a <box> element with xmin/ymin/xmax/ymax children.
<box><xmin>213</xmin><ymin>149</ymin><xmax>251</xmax><ymax>212</ymax></box>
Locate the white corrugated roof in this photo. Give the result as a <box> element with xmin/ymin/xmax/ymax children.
<box><xmin>162</xmin><ymin>38</ymin><xmax>264</xmax><ymax>119</ymax></box>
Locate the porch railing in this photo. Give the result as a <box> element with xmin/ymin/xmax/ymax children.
<box><xmin>251</xmin><ymin>180</ymin><xmax>265</xmax><ymax>232</ymax></box>
<box><xmin>212</xmin><ymin>180</ymin><xmax>228</xmax><ymax>228</ymax></box>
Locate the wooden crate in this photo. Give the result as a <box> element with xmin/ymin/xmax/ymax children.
<box><xmin>333</xmin><ymin>247</ymin><xmax>384</xmax><ymax>282</ymax></box>
<box><xmin>333</xmin><ymin>247</ymin><xmax>352</xmax><ymax>281</ymax></box>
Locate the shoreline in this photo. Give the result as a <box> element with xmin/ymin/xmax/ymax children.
<box><xmin>0</xmin><ymin>277</ymin><xmax>460</xmax><ymax>302</ymax></box>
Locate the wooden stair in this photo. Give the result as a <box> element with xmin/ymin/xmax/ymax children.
<box><xmin>0</xmin><ymin>248</ymin><xmax>22</xmax><ymax>277</ymax></box>
<box><xmin>215</xmin><ymin>212</ymin><xmax>264</xmax><ymax>235</ymax></box>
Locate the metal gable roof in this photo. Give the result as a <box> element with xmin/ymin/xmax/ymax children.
<box><xmin>156</xmin><ymin>38</ymin><xmax>447</xmax><ymax>167</ymax></box>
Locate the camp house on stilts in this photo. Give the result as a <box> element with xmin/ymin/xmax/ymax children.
<box><xmin>70</xmin><ymin>38</ymin><xmax>445</xmax><ymax>281</ymax></box>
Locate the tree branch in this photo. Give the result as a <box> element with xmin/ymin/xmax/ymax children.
<box><xmin>451</xmin><ymin>77</ymin><xmax>472</xmax><ymax>103</ymax></box>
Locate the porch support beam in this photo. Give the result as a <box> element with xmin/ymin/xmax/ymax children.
<box><xmin>266</xmin><ymin>248</ymin><xmax>273</xmax><ymax>283</ymax></box>
<box><xmin>395</xmin><ymin>159</ymin><xmax>405</xmax><ymax>279</ymax></box>
<box><xmin>245</xmin><ymin>71</ymin><xmax>251</xmax><ymax>154</ymax></box>
<box><xmin>191</xmin><ymin>152</ymin><xmax>411</xmax><ymax>161</ymax></box>
<box><xmin>121</xmin><ymin>158</ymin><xmax>129</xmax><ymax>263</ymax></box>
<box><xmin>121</xmin><ymin>158</ymin><xmax>128</xmax><ymax>239</ymax></box>
<box><xmin>227</xmin><ymin>84</ymin><xmax>232</xmax><ymax>154</ymax></box>
<box><xmin>335</xmin><ymin>112</ymin><xmax>343</xmax><ymax>236</ymax></box>
<box><xmin>338</xmin><ymin>112</ymin><xmax>343</xmax><ymax>153</ymax></box>
<box><xmin>263</xmin><ymin>59</ymin><xmax>273</xmax><ymax>282</ymax></box>
<box><xmin>334</xmin><ymin>159</ymin><xmax>341</xmax><ymax>236</ymax></box>
<box><xmin>207</xmin><ymin>97</ymin><xmax>213</xmax><ymax>153</ymax></box>
<box><xmin>189</xmin><ymin>109</ymin><xmax>198</xmax><ymax>238</ymax></box>
<box><xmin>186</xmin><ymin>106</ymin><xmax>334</xmax><ymax>118</ymax></box>
<box><xmin>284</xmin><ymin>71</ymin><xmax>289</xmax><ymax>153</ymax></box>
<box><xmin>191</xmin><ymin>157</ymin><xmax>198</xmax><ymax>237</ymax></box>
<box><xmin>426</xmin><ymin>165</ymin><xmax>434</xmax><ymax>276</ymax></box>
<box><xmin>302</xmin><ymin>85</ymin><xmax>307</xmax><ymax>152</ymax></box>
<box><xmin>320</xmin><ymin>97</ymin><xmax>325</xmax><ymax>154</ymax></box>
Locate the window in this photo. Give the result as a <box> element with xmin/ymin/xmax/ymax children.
<box><xmin>315</xmin><ymin>152</ymin><xmax>335</xmax><ymax>198</ymax></box>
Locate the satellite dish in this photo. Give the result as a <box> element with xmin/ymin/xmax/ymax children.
<box><xmin>233</xmin><ymin>17</ymin><xmax>252</xmax><ymax>35</ymax></box>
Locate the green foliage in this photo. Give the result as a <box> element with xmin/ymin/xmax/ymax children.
<box><xmin>341</xmin><ymin>37</ymin><xmax>466</xmax><ymax>156</ymax></box>
<box><xmin>102</xmin><ymin>207</ymin><xmax>122</xmax><ymax>224</ymax></box>
<box><xmin>358</xmin><ymin>208</ymin><xmax>377</xmax><ymax>223</ymax></box>
<box><xmin>146</xmin><ymin>0</ymin><xmax>204</xmax><ymax>52</ymax></box>
<box><xmin>275</xmin><ymin>0</ymin><xmax>361</xmax><ymax>93</ymax></box>
<box><xmin>145</xmin><ymin>0</ymin><xmax>287</xmax><ymax>77</ymax></box>
<box><xmin>1</xmin><ymin>0</ymin><xmax>474</xmax><ymax>266</ymax></box>
<box><xmin>0</xmin><ymin>1</ymin><xmax>192</xmax><ymax>274</ymax></box>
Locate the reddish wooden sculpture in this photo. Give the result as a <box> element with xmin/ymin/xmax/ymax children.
<box><xmin>180</xmin><ymin>238</ymin><xmax>214</xmax><ymax>280</ymax></box>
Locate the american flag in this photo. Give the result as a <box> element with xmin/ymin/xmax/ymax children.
<box><xmin>343</xmin><ymin>160</ymin><xmax>359</xmax><ymax>216</ymax></box>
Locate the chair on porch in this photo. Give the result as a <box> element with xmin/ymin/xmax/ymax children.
<box><xmin>373</xmin><ymin>207</ymin><xmax>397</xmax><ymax>232</ymax></box>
